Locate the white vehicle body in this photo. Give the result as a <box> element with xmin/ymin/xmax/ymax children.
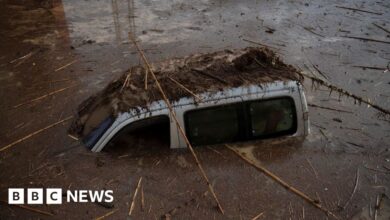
<box><xmin>91</xmin><ymin>80</ymin><xmax>309</xmax><ymax>152</ymax></box>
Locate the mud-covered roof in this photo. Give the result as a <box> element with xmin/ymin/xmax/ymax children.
<box><xmin>69</xmin><ymin>47</ymin><xmax>303</xmax><ymax>138</ymax></box>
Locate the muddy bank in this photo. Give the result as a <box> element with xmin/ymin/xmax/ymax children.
<box><xmin>69</xmin><ymin>47</ymin><xmax>303</xmax><ymax>138</ymax></box>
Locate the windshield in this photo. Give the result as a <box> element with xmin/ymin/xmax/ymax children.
<box><xmin>83</xmin><ymin>117</ymin><xmax>114</xmax><ymax>149</ymax></box>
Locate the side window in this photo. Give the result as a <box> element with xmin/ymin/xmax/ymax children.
<box><xmin>184</xmin><ymin>97</ymin><xmax>297</xmax><ymax>147</ymax></box>
<box><xmin>249</xmin><ymin>98</ymin><xmax>296</xmax><ymax>137</ymax></box>
<box><xmin>185</xmin><ymin>104</ymin><xmax>239</xmax><ymax>146</ymax></box>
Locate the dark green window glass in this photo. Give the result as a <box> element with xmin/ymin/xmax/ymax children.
<box><xmin>185</xmin><ymin>104</ymin><xmax>239</xmax><ymax>146</ymax></box>
<box><xmin>249</xmin><ymin>98</ymin><xmax>296</xmax><ymax>137</ymax></box>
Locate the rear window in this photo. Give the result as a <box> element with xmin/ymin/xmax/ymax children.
<box><xmin>185</xmin><ymin>97</ymin><xmax>297</xmax><ymax>146</ymax></box>
<box><xmin>249</xmin><ymin>98</ymin><xmax>296</xmax><ymax>137</ymax></box>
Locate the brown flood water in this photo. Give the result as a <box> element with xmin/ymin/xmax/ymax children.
<box><xmin>0</xmin><ymin>0</ymin><xmax>389</xmax><ymax>219</ymax></box>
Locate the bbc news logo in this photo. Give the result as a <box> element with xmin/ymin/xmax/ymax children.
<box><xmin>8</xmin><ymin>188</ymin><xmax>114</xmax><ymax>205</ymax></box>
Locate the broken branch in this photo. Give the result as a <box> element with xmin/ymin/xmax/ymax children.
<box><xmin>0</xmin><ymin>116</ymin><xmax>73</xmax><ymax>152</ymax></box>
<box><xmin>226</xmin><ymin>145</ymin><xmax>340</xmax><ymax>219</ymax></box>
<box><xmin>129</xmin><ymin>33</ymin><xmax>225</xmax><ymax>214</ymax></box>
<box><xmin>299</xmin><ymin>72</ymin><xmax>390</xmax><ymax>116</ymax></box>
<box><xmin>129</xmin><ymin>177</ymin><xmax>143</xmax><ymax>216</ymax></box>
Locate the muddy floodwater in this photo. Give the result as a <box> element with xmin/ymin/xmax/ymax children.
<box><xmin>0</xmin><ymin>0</ymin><xmax>390</xmax><ymax>219</ymax></box>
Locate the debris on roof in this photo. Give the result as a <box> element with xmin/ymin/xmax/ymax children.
<box><xmin>69</xmin><ymin>47</ymin><xmax>303</xmax><ymax>138</ymax></box>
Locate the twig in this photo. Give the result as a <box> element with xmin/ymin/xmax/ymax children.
<box><xmin>129</xmin><ymin>177</ymin><xmax>142</xmax><ymax>216</ymax></box>
<box><xmin>352</xmin><ymin>65</ymin><xmax>387</xmax><ymax>71</ymax></box>
<box><xmin>121</xmin><ymin>70</ymin><xmax>132</xmax><ymax>92</ymax></box>
<box><xmin>54</xmin><ymin>60</ymin><xmax>77</xmax><ymax>72</ymax></box>
<box><xmin>10</xmin><ymin>52</ymin><xmax>33</xmax><ymax>64</ymax></box>
<box><xmin>207</xmin><ymin>146</ymin><xmax>227</xmax><ymax>159</ymax></box>
<box><xmin>299</xmin><ymin>71</ymin><xmax>390</xmax><ymax>116</ymax></box>
<box><xmin>364</xmin><ymin>165</ymin><xmax>390</xmax><ymax>174</ymax></box>
<box><xmin>369</xmin><ymin>197</ymin><xmax>373</xmax><ymax>217</ymax></box>
<box><xmin>303</xmin><ymin>27</ymin><xmax>325</xmax><ymax>38</ymax></box>
<box><xmin>68</xmin><ymin>134</ymin><xmax>79</xmax><ymax>141</ymax></box>
<box><xmin>308</xmin><ymin>103</ymin><xmax>353</xmax><ymax>113</ymax></box>
<box><xmin>311</xmin><ymin>122</ymin><xmax>326</xmax><ymax>129</ymax></box>
<box><xmin>374</xmin><ymin>194</ymin><xmax>380</xmax><ymax>220</ymax></box>
<box><xmin>342</xmin><ymin>168</ymin><xmax>359</xmax><ymax>209</ymax></box>
<box><xmin>144</xmin><ymin>68</ymin><xmax>148</xmax><ymax>90</ymax></box>
<box><xmin>1</xmin><ymin>200</ymin><xmax>53</xmax><ymax>216</ymax></box>
<box><xmin>226</xmin><ymin>144</ymin><xmax>340</xmax><ymax>219</ymax></box>
<box><xmin>251</xmin><ymin>211</ymin><xmax>264</xmax><ymax>220</ymax></box>
<box><xmin>141</xmin><ymin>185</ymin><xmax>145</xmax><ymax>211</ymax></box>
<box><xmin>319</xmin><ymin>128</ymin><xmax>330</xmax><ymax>141</ymax></box>
<box><xmin>242</xmin><ymin>38</ymin><xmax>279</xmax><ymax>49</ymax></box>
<box><xmin>346</xmin><ymin>141</ymin><xmax>365</xmax><ymax>149</ymax></box>
<box><xmin>13</xmin><ymin>84</ymin><xmax>77</xmax><ymax>108</ymax></box>
<box><xmin>0</xmin><ymin>116</ymin><xmax>73</xmax><ymax>152</ymax></box>
<box><xmin>30</xmin><ymin>162</ymin><xmax>49</xmax><ymax>175</ymax></box>
<box><xmin>306</xmin><ymin>158</ymin><xmax>319</xmax><ymax>179</ymax></box>
<box><xmin>129</xmin><ymin>33</ymin><xmax>225</xmax><ymax>214</ymax></box>
<box><xmin>335</xmin><ymin>6</ymin><xmax>383</xmax><ymax>15</ymax></box>
<box><xmin>191</xmin><ymin>68</ymin><xmax>229</xmax><ymax>85</ymax></box>
<box><xmin>372</xmin><ymin>23</ymin><xmax>390</xmax><ymax>34</ymax></box>
<box><xmin>167</xmin><ymin>76</ymin><xmax>202</xmax><ymax>101</ymax></box>
<box><xmin>252</xmin><ymin>56</ymin><xmax>266</xmax><ymax>68</ymax></box>
<box><xmin>289</xmin><ymin>202</ymin><xmax>294</xmax><ymax>218</ymax></box>
<box><xmin>311</xmin><ymin>65</ymin><xmax>328</xmax><ymax>79</ymax></box>
<box><xmin>342</xmin><ymin>36</ymin><xmax>390</xmax><ymax>44</ymax></box>
<box><xmin>32</xmin><ymin>78</ymin><xmax>72</xmax><ymax>87</ymax></box>
<box><xmin>95</xmin><ymin>208</ymin><xmax>119</xmax><ymax>220</ymax></box>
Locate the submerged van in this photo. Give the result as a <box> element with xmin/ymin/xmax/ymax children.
<box><xmin>68</xmin><ymin>47</ymin><xmax>309</xmax><ymax>152</ymax></box>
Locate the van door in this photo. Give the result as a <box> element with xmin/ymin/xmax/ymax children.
<box><xmin>184</xmin><ymin>97</ymin><xmax>298</xmax><ymax>146</ymax></box>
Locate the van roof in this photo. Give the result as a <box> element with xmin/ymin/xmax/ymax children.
<box><xmin>69</xmin><ymin>47</ymin><xmax>303</xmax><ymax>138</ymax></box>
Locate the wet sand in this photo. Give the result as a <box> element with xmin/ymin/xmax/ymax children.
<box><xmin>0</xmin><ymin>0</ymin><xmax>389</xmax><ymax>219</ymax></box>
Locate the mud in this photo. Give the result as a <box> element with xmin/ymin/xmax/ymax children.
<box><xmin>0</xmin><ymin>0</ymin><xmax>390</xmax><ymax>219</ymax></box>
<box><xmin>70</xmin><ymin>47</ymin><xmax>302</xmax><ymax>138</ymax></box>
